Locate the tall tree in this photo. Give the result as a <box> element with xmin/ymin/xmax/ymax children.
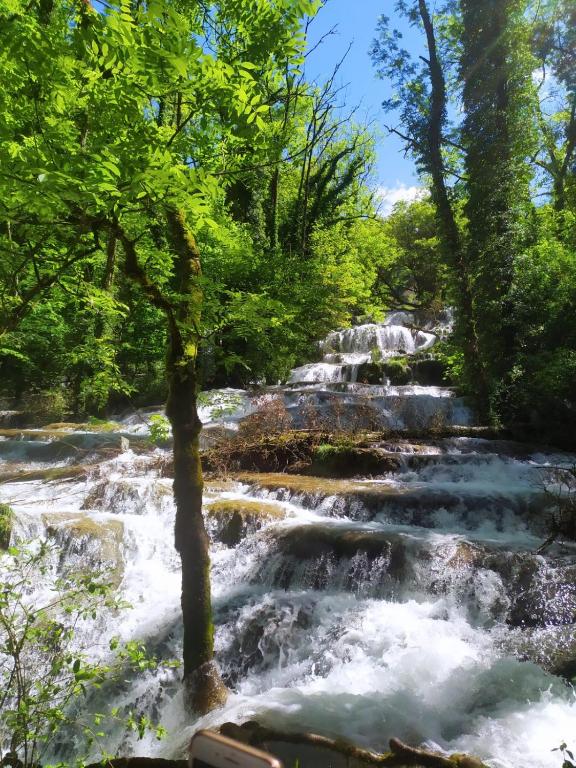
<box><xmin>531</xmin><ymin>0</ymin><xmax>576</xmax><ymax>213</ymax></box>
<box><xmin>0</xmin><ymin>0</ymin><xmax>317</xmax><ymax>711</ymax></box>
<box><xmin>371</xmin><ymin>0</ymin><xmax>486</xmax><ymax>403</ymax></box>
<box><xmin>460</xmin><ymin>0</ymin><xmax>536</xmax><ymax>409</ymax></box>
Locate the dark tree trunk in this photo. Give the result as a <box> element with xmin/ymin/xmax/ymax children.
<box><xmin>418</xmin><ymin>0</ymin><xmax>489</xmax><ymax>413</ymax></box>
<box><xmin>166</xmin><ymin>347</ymin><xmax>226</xmax><ymax>712</ymax></box>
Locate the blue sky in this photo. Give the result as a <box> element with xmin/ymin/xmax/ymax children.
<box><xmin>303</xmin><ymin>0</ymin><xmax>425</xmax><ymax>212</ymax></box>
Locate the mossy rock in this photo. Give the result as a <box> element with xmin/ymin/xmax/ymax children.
<box><xmin>43</xmin><ymin>513</ymin><xmax>124</xmax><ymax>587</ymax></box>
<box><xmin>205</xmin><ymin>498</ymin><xmax>285</xmax><ymax>546</ymax></box>
<box><xmin>0</xmin><ymin>428</ymin><xmax>78</xmax><ymax>441</ymax></box>
<box><xmin>84</xmin><ymin>419</ymin><xmax>123</xmax><ymax>433</ymax></box>
<box><xmin>0</xmin><ymin>503</ymin><xmax>13</xmax><ymax>549</ymax></box>
<box><xmin>0</xmin><ymin>465</ymin><xmax>88</xmax><ymax>484</ymax></box>
<box><xmin>271</xmin><ymin>525</ymin><xmax>410</xmax><ymax>586</ymax></box>
<box><xmin>356</xmin><ymin>361</ymin><xmax>385</xmax><ymax>385</ymax></box>
<box><xmin>235</xmin><ymin>472</ymin><xmax>403</xmax><ymax>500</ymax></box>
<box><xmin>384</xmin><ymin>356</ymin><xmax>412</xmax><ymax>385</ymax></box>
<box><xmin>310</xmin><ymin>443</ymin><xmax>401</xmax><ymax>477</ymax></box>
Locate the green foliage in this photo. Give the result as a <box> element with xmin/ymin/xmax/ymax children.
<box><xmin>429</xmin><ymin>338</ymin><xmax>466</xmax><ymax>388</ymax></box>
<box><xmin>85</xmin><ymin>417</ymin><xmax>121</xmax><ymax>433</ymax></box>
<box><xmin>373</xmin><ymin>199</ymin><xmax>448</xmax><ymax>312</ymax></box>
<box><xmin>495</xmin><ymin>207</ymin><xmax>576</xmax><ymax>437</ymax></box>
<box><xmin>148</xmin><ymin>413</ymin><xmax>171</xmax><ymax>445</ymax></box>
<box><xmin>0</xmin><ymin>542</ymin><xmax>172</xmax><ymax>767</ymax></box>
<box><xmin>0</xmin><ymin>505</ymin><xmax>13</xmax><ymax>550</ymax></box>
<box><xmin>461</xmin><ymin>0</ymin><xmax>537</xmax><ymax>402</ymax></box>
<box><xmin>197</xmin><ymin>391</ymin><xmax>244</xmax><ymax>421</ymax></box>
<box><xmin>370</xmin><ymin>346</ymin><xmax>383</xmax><ymax>364</ymax></box>
<box><xmin>19</xmin><ymin>389</ymin><xmax>71</xmax><ymax>425</ymax></box>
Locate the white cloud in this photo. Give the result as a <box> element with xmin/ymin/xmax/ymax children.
<box><xmin>376</xmin><ymin>183</ymin><xmax>428</xmax><ymax>216</ymax></box>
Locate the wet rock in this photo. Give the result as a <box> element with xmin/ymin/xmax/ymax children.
<box><xmin>205</xmin><ymin>499</ymin><xmax>286</xmax><ymax>546</ymax></box>
<box><xmin>43</xmin><ymin>513</ymin><xmax>124</xmax><ymax>587</ymax></box>
<box><xmin>384</xmin><ymin>357</ymin><xmax>412</xmax><ymax>385</ymax></box>
<box><xmin>0</xmin><ymin>410</ymin><xmax>26</xmax><ymax>428</ymax></box>
<box><xmin>501</xmin><ymin>625</ymin><xmax>576</xmax><ymax>678</ymax></box>
<box><xmin>218</xmin><ymin>597</ymin><xmax>315</xmax><ymax>683</ymax></box>
<box><xmin>82</xmin><ymin>478</ymin><xmax>171</xmax><ymax>515</ymax></box>
<box><xmin>0</xmin><ymin>431</ymin><xmax>144</xmax><ymax>463</ymax></box>
<box><xmin>237</xmin><ymin>472</ymin><xmax>539</xmax><ymax>531</ymax></box>
<box><xmin>253</xmin><ymin>524</ymin><xmax>414</xmax><ymax>593</ymax></box>
<box><xmin>0</xmin><ymin>465</ymin><xmax>88</xmax><ymax>484</ymax></box>
<box><xmin>356</xmin><ymin>362</ymin><xmax>385</xmax><ymax>385</ymax></box>
<box><xmin>508</xmin><ymin>565</ymin><xmax>576</xmax><ymax>627</ymax></box>
<box><xmin>446</xmin><ymin>541</ymin><xmax>483</xmax><ymax>569</ymax></box>
<box><xmin>410</xmin><ymin>358</ymin><xmax>447</xmax><ymax>386</ymax></box>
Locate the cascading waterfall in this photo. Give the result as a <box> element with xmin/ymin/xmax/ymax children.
<box><xmin>1</xmin><ymin>311</ymin><xmax>576</xmax><ymax>768</ymax></box>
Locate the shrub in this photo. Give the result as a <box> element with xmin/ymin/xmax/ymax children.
<box><xmin>148</xmin><ymin>413</ymin><xmax>171</xmax><ymax>445</ymax></box>
<box><xmin>0</xmin><ymin>542</ymin><xmax>173</xmax><ymax>767</ymax></box>
<box><xmin>0</xmin><ymin>504</ymin><xmax>12</xmax><ymax>550</ymax></box>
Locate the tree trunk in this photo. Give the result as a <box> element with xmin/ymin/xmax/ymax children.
<box><xmin>166</xmin><ymin>348</ymin><xmax>226</xmax><ymax>712</ymax></box>
<box><xmin>418</xmin><ymin>0</ymin><xmax>489</xmax><ymax>414</ymax></box>
<box><xmin>164</xmin><ymin>210</ymin><xmax>227</xmax><ymax>713</ymax></box>
<box><xmin>118</xmin><ymin>214</ymin><xmax>227</xmax><ymax>713</ymax></box>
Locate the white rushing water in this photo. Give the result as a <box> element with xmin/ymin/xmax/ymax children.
<box><xmin>1</xmin><ymin>311</ymin><xmax>576</xmax><ymax>768</ymax></box>
<box><xmin>2</xmin><ymin>437</ymin><xmax>576</xmax><ymax>767</ymax></box>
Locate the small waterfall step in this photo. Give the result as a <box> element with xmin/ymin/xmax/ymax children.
<box><xmin>236</xmin><ymin>471</ymin><xmax>548</xmax><ymax>533</ymax></box>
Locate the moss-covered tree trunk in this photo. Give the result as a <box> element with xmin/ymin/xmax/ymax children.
<box><xmin>120</xmin><ymin>212</ymin><xmax>227</xmax><ymax>713</ymax></box>
<box><xmin>164</xmin><ymin>210</ymin><xmax>227</xmax><ymax>713</ymax></box>
<box><xmin>417</xmin><ymin>0</ymin><xmax>489</xmax><ymax>413</ymax></box>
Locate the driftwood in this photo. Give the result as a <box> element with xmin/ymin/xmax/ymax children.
<box><xmin>85</xmin><ymin>759</ymin><xmax>187</xmax><ymax>768</ymax></box>
<box><xmin>219</xmin><ymin>721</ymin><xmax>488</xmax><ymax>768</ymax></box>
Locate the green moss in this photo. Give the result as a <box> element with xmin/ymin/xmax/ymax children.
<box><xmin>85</xmin><ymin>417</ymin><xmax>122</xmax><ymax>433</ymax></box>
<box><xmin>207</xmin><ymin>498</ymin><xmax>285</xmax><ymax>519</ymax></box>
<box><xmin>384</xmin><ymin>356</ymin><xmax>412</xmax><ymax>385</ymax></box>
<box><xmin>0</xmin><ymin>503</ymin><xmax>14</xmax><ymax>549</ymax></box>
<box><xmin>235</xmin><ymin>472</ymin><xmax>405</xmax><ymax>498</ymax></box>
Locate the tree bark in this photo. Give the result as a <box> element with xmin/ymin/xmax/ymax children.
<box><xmin>417</xmin><ymin>0</ymin><xmax>489</xmax><ymax>415</ymax></box>
<box><xmin>119</xmin><ymin>214</ymin><xmax>227</xmax><ymax>713</ymax></box>
<box><xmin>220</xmin><ymin>721</ymin><xmax>489</xmax><ymax>768</ymax></box>
<box><xmin>164</xmin><ymin>209</ymin><xmax>227</xmax><ymax>713</ymax></box>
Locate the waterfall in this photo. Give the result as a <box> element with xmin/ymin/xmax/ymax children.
<box><xmin>1</xmin><ymin>312</ymin><xmax>576</xmax><ymax>768</ymax></box>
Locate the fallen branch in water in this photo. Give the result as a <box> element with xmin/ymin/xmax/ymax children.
<box><xmin>219</xmin><ymin>721</ymin><xmax>488</xmax><ymax>767</ymax></box>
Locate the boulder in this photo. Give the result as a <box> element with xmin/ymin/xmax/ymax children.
<box><xmin>43</xmin><ymin>513</ymin><xmax>124</xmax><ymax>587</ymax></box>
<box><xmin>205</xmin><ymin>498</ymin><xmax>286</xmax><ymax>546</ymax></box>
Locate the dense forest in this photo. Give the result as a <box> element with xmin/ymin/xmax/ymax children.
<box><xmin>1</xmin><ymin>0</ymin><xmax>576</xmax><ymax>766</ymax></box>
<box><xmin>1</xmin><ymin>0</ymin><xmax>574</xmax><ymax>440</ymax></box>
